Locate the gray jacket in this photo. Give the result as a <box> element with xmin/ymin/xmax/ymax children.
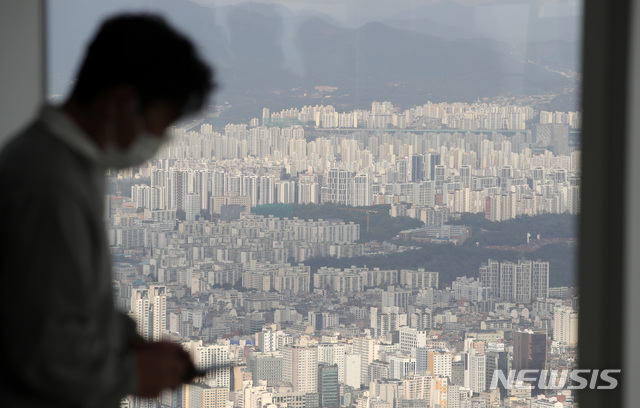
<box><xmin>0</xmin><ymin>110</ymin><xmax>139</xmax><ymax>407</ymax></box>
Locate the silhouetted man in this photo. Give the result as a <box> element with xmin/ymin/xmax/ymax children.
<box><xmin>0</xmin><ymin>14</ymin><xmax>214</xmax><ymax>407</ymax></box>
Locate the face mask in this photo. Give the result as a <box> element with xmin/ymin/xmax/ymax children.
<box><xmin>101</xmin><ymin>97</ymin><xmax>170</xmax><ymax>170</ymax></box>
<box><xmin>102</xmin><ymin>128</ymin><xmax>167</xmax><ymax>169</ymax></box>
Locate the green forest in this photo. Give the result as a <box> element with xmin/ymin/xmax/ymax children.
<box><xmin>252</xmin><ymin>205</ymin><xmax>578</xmax><ymax>288</ymax></box>
<box><xmin>303</xmin><ymin>241</ymin><xmax>575</xmax><ymax>288</ymax></box>
<box><xmin>447</xmin><ymin>213</ymin><xmax>577</xmax><ymax>246</ymax></box>
<box><xmin>252</xmin><ymin>203</ymin><xmax>423</xmax><ymax>242</ymax></box>
<box><xmin>294</xmin><ymin>209</ymin><xmax>578</xmax><ymax>288</ymax></box>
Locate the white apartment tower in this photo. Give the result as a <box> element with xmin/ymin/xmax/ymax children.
<box><xmin>353</xmin><ymin>337</ymin><xmax>378</xmax><ymax>386</ymax></box>
<box><xmin>185</xmin><ymin>193</ymin><xmax>201</xmax><ymax>221</ymax></box>
<box><xmin>350</xmin><ymin>173</ymin><xmax>372</xmax><ymax>206</ymax></box>
<box><xmin>149</xmin><ymin>285</ymin><xmax>167</xmax><ymax>342</ymax></box>
<box><xmin>553</xmin><ymin>305</ymin><xmax>578</xmax><ymax>345</ymax></box>
<box><xmin>318</xmin><ymin>343</ymin><xmax>346</xmax><ymax>383</ymax></box>
<box><xmin>499</xmin><ymin>262</ymin><xmax>515</xmax><ymax>301</ymax></box>
<box><xmin>193</xmin><ymin>344</ymin><xmax>230</xmax><ymax>388</ymax></box>
<box><xmin>467</xmin><ymin>351</ymin><xmax>486</xmax><ymax>394</ymax></box>
<box><xmin>428</xmin><ymin>349</ymin><xmax>453</xmax><ymax>379</ymax></box>
<box><xmin>344</xmin><ymin>354</ymin><xmax>362</xmax><ymax>389</ymax></box>
<box><xmin>487</xmin><ymin>259</ymin><xmax>549</xmax><ymax>303</ymax></box>
<box><xmin>282</xmin><ymin>345</ymin><xmax>318</xmax><ymax>393</ymax></box>
<box><xmin>257</xmin><ymin>328</ymin><xmax>279</xmax><ymax>353</ymax></box>
<box><xmin>130</xmin><ymin>288</ymin><xmax>150</xmax><ymax>340</ymax></box>
<box><xmin>325</xmin><ymin>169</ymin><xmax>351</xmax><ymax>205</ymax></box>
<box><xmin>514</xmin><ymin>261</ymin><xmax>532</xmax><ymax>303</ymax></box>
<box><xmin>531</xmin><ymin>261</ymin><xmax>550</xmax><ymax>299</ymax></box>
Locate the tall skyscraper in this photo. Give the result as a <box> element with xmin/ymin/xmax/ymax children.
<box><xmin>531</xmin><ymin>261</ymin><xmax>550</xmax><ymax>299</ymax></box>
<box><xmin>130</xmin><ymin>287</ymin><xmax>150</xmax><ymax>340</ymax></box>
<box><xmin>344</xmin><ymin>354</ymin><xmax>362</xmax><ymax>389</ymax></box>
<box><xmin>411</xmin><ymin>154</ymin><xmax>424</xmax><ymax>182</ymax></box>
<box><xmin>283</xmin><ymin>345</ymin><xmax>318</xmax><ymax>393</ymax></box>
<box><xmin>318</xmin><ymin>364</ymin><xmax>340</xmax><ymax>408</ymax></box>
<box><xmin>257</xmin><ymin>328</ymin><xmax>279</xmax><ymax>352</ymax></box>
<box><xmin>499</xmin><ymin>262</ymin><xmax>515</xmax><ymax>301</ymax></box>
<box><xmin>353</xmin><ymin>337</ymin><xmax>377</xmax><ymax>386</ymax></box>
<box><xmin>350</xmin><ymin>173</ymin><xmax>372</xmax><ymax>206</ymax></box>
<box><xmin>416</xmin><ymin>347</ymin><xmax>429</xmax><ymax>376</ymax></box>
<box><xmin>185</xmin><ymin>193</ymin><xmax>202</xmax><ymax>221</ymax></box>
<box><xmin>486</xmin><ymin>351</ymin><xmax>510</xmax><ymax>399</ymax></box>
<box><xmin>553</xmin><ymin>305</ymin><xmax>578</xmax><ymax>345</ymax></box>
<box><xmin>169</xmin><ymin>169</ymin><xmax>188</xmax><ymax>210</ymax></box>
<box><xmin>485</xmin><ymin>259</ymin><xmax>549</xmax><ymax>302</ymax></box>
<box><xmin>460</xmin><ymin>165</ymin><xmax>472</xmax><ymax>188</ymax></box>
<box><xmin>149</xmin><ymin>285</ymin><xmax>167</xmax><ymax>342</ymax></box>
<box><xmin>324</xmin><ymin>169</ymin><xmax>351</xmax><ymax>205</ymax></box>
<box><xmin>434</xmin><ymin>164</ymin><xmax>446</xmax><ymax>186</ymax></box>
<box><xmin>193</xmin><ymin>344</ymin><xmax>230</xmax><ymax>388</ymax></box>
<box><xmin>412</xmin><ymin>180</ymin><xmax>436</xmax><ymax>206</ymax></box>
<box><xmin>425</xmin><ymin>152</ymin><xmax>441</xmax><ymax>181</ymax></box>
<box><xmin>468</xmin><ymin>350</ymin><xmax>486</xmax><ymax>394</ymax></box>
<box><xmin>513</xmin><ymin>331</ymin><xmax>548</xmax><ymax>395</ymax></box>
<box><xmin>514</xmin><ymin>261</ymin><xmax>532</xmax><ymax>303</ymax></box>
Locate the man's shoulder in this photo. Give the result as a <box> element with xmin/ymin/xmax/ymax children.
<box><xmin>0</xmin><ymin>121</ymin><xmax>94</xmax><ymax>188</ymax></box>
<box><xmin>0</xmin><ymin>121</ymin><xmax>103</xmax><ymax>213</ymax></box>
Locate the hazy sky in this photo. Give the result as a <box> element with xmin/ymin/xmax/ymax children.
<box><xmin>48</xmin><ymin>0</ymin><xmax>581</xmax><ymax>98</ymax></box>
<box><xmin>189</xmin><ymin>0</ymin><xmax>580</xmax><ymax>27</ymax></box>
<box><xmin>190</xmin><ymin>0</ymin><xmax>580</xmax><ymax>12</ymax></box>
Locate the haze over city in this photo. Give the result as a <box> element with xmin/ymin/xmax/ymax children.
<box><xmin>46</xmin><ymin>1</ymin><xmax>582</xmax><ymax>407</ymax></box>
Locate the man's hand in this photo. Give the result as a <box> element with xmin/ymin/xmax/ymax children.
<box><xmin>133</xmin><ymin>341</ymin><xmax>195</xmax><ymax>398</ymax></box>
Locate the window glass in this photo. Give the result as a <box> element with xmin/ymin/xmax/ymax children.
<box><xmin>49</xmin><ymin>0</ymin><xmax>582</xmax><ymax>406</ymax></box>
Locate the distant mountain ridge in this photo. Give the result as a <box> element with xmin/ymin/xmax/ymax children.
<box><xmin>49</xmin><ymin>0</ymin><xmax>576</xmax><ymax>118</ymax></box>
<box><xmin>210</xmin><ymin>4</ymin><xmax>571</xmax><ymax>111</ymax></box>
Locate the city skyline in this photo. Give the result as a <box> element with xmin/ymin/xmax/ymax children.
<box><xmin>108</xmin><ymin>96</ymin><xmax>579</xmax><ymax>407</ymax></box>
<box><xmin>37</xmin><ymin>1</ymin><xmax>586</xmax><ymax>407</ymax></box>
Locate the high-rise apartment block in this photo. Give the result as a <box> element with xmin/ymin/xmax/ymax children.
<box><xmin>149</xmin><ymin>285</ymin><xmax>167</xmax><ymax>342</ymax></box>
<box><xmin>382</xmin><ymin>286</ymin><xmax>410</xmax><ymax>311</ymax></box>
<box><xmin>130</xmin><ymin>288</ymin><xmax>150</xmax><ymax>340</ymax></box>
<box><xmin>553</xmin><ymin>305</ymin><xmax>579</xmax><ymax>345</ymax></box>
<box><xmin>468</xmin><ymin>350</ymin><xmax>487</xmax><ymax>394</ymax></box>
<box><xmin>283</xmin><ymin>345</ymin><xmax>318</xmax><ymax>393</ymax></box>
<box><xmin>353</xmin><ymin>337</ymin><xmax>378</xmax><ymax>386</ymax></box>
<box><xmin>479</xmin><ymin>259</ymin><xmax>549</xmax><ymax>303</ymax></box>
<box><xmin>428</xmin><ymin>349</ymin><xmax>453</xmax><ymax>379</ymax></box>
<box><xmin>399</xmin><ymin>269</ymin><xmax>439</xmax><ymax>289</ymax></box>
<box><xmin>193</xmin><ymin>344</ymin><xmax>230</xmax><ymax>388</ymax></box>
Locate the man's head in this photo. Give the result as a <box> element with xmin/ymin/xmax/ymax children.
<box><xmin>66</xmin><ymin>14</ymin><xmax>214</xmax><ymax>165</ymax></box>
